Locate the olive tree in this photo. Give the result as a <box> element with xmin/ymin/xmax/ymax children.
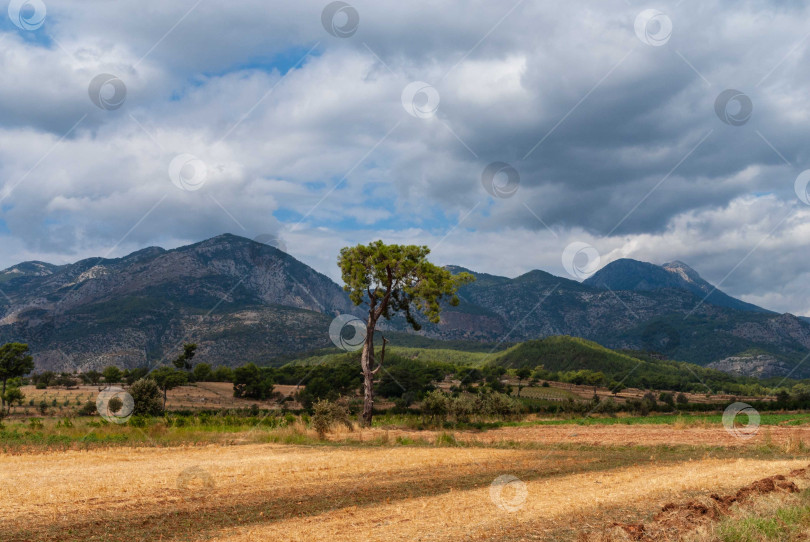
<box><xmin>129</xmin><ymin>378</ymin><xmax>164</xmax><ymax>416</ymax></box>
<box><xmin>338</xmin><ymin>241</ymin><xmax>473</xmax><ymax>426</ymax></box>
<box><xmin>2</xmin><ymin>386</ymin><xmax>25</xmax><ymax>415</ymax></box>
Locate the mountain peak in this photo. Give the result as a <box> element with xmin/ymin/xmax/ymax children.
<box><xmin>583</xmin><ymin>258</ymin><xmax>676</xmax><ymax>291</ymax></box>
<box><xmin>584</xmin><ymin>258</ymin><xmax>770</xmax><ymax>314</ymax></box>
<box><xmin>662</xmin><ymin>260</ymin><xmax>701</xmax><ymax>284</ymax></box>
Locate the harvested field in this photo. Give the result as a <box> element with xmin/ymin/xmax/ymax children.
<box><xmin>328</xmin><ymin>422</ymin><xmax>810</xmax><ymax>448</ymax></box>
<box><xmin>1</xmin><ymin>435</ymin><xmax>808</xmax><ymax>541</ymax></box>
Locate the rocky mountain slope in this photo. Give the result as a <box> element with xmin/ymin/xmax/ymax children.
<box><xmin>432</xmin><ymin>264</ymin><xmax>810</xmax><ymax>376</ymax></box>
<box><xmin>0</xmin><ymin>234</ymin><xmax>354</xmax><ymax>372</ymax></box>
<box><xmin>583</xmin><ymin>258</ymin><xmax>769</xmax><ymax>313</ymax></box>
<box><xmin>1</xmin><ymin>234</ymin><xmax>808</xmax><ymax>376</ymax></box>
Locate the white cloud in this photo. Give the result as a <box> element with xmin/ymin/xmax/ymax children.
<box><xmin>1</xmin><ymin>0</ymin><xmax>810</xmax><ymax>316</ymax></box>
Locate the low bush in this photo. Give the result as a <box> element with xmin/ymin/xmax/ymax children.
<box><xmin>78</xmin><ymin>401</ymin><xmax>97</xmax><ymax>416</ymax></box>
<box><xmin>311</xmin><ymin>399</ymin><xmax>352</xmax><ymax>439</ymax></box>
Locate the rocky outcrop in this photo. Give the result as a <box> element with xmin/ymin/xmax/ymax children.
<box><xmin>708</xmin><ymin>353</ymin><xmax>794</xmax><ymax>378</ymax></box>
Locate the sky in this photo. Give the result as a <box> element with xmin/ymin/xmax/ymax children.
<box><xmin>1</xmin><ymin>0</ymin><xmax>809</xmax><ymax>315</ymax></box>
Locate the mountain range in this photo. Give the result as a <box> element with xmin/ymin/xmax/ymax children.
<box><xmin>1</xmin><ymin>233</ymin><xmax>808</xmax><ymax>377</ymax></box>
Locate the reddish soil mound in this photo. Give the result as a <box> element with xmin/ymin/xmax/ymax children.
<box><xmin>603</xmin><ymin>465</ymin><xmax>810</xmax><ymax>541</ymax></box>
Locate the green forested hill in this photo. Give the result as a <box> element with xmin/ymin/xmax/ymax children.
<box><xmin>492</xmin><ymin>335</ymin><xmax>758</xmax><ymax>392</ymax></box>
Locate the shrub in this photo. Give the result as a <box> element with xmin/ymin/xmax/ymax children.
<box><xmin>594</xmin><ymin>397</ymin><xmax>618</xmax><ymax>415</ymax></box>
<box><xmin>311</xmin><ymin>399</ymin><xmax>352</xmax><ymax>439</ymax></box>
<box><xmin>128</xmin><ymin>415</ymin><xmax>150</xmax><ymax>428</ymax></box>
<box><xmin>212</xmin><ymin>366</ymin><xmax>234</xmax><ymax>382</ymax></box>
<box><xmin>78</xmin><ymin>401</ymin><xmax>97</xmax><ymax>416</ymax></box>
<box><xmin>192</xmin><ymin>363</ymin><xmax>213</xmax><ymax>382</ymax></box>
<box><xmin>421</xmin><ymin>390</ymin><xmax>450</xmax><ymax>425</ymax></box>
<box><xmin>477</xmin><ymin>391</ymin><xmax>522</xmax><ymax>419</ymax></box>
<box><xmin>449</xmin><ymin>394</ymin><xmax>476</xmax><ymax>423</ymax></box>
<box><xmin>659</xmin><ymin>392</ymin><xmax>675</xmax><ymax>406</ymax></box>
<box><xmin>165</xmin><ymin>414</ymin><xmax>187</xmax><ymax>427</ymax></box>
<box><xmin>129</xmin><ymin>378</ymin><xmax>163</xmax><ymax>416</ymax></box>
<box><xmin>435</xmin><ymin>432</ymin><xmax>458</xmax><ymax>446</ymax></box>
<box><xmin>233</xmin><ymin>363</ymin><xmax>274</xmax><ymax>400</ymax></box>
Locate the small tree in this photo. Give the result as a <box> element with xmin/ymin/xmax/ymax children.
<box><xmin>78</xmin><ymin>401</ymin><xmax>97</xmax><ymax>416</ymax></box>
<box><xmin>0</xmin><ymin>343</ymin><xmax>34</xmax><ymax>413</ymax></box>
<box><xmin>124</xmin><ymin>367</ymin><xmax>149</xmax><ymax>386</ymax></box>
<box><xmin>107</xmin><ymin>396</ymin><xmax>124</xmax><ymax>415</ymax></box>
<box><xmin>421</xmin><ymin>389</ymin><xmax>450</xmax><ymax>425</ymax></box>
<box><xmin>233</xmin><ymin>363</ymin><xmax>274</xmax><ymax>400</ymax></box>
<box><xmin>192</xmin><ymin>363</ymin><xmax>213</xmax><ymax>382</ymax></box>
<box><xmin>130</xmin><ymin>378</ymin><xmax>164</xmax><ymax>416</ymax></box>
<box><xmin>85</xmin><ymin>370</ymin><xmax>102</xmax><ymax>385</ymax></box>
<box><xmin>338</xmin><ymin>241</ymin><xmax>473</xmax><ymax>426</ymax></box>
<box><xmin>515</xmin><ymin>368</ymin><xmax>531</xmax><ymax>397</ymax></box>
<box><xmin>102</xmin><ymin>366</ymin><xmax>122</xmax><ymax>385</ymax></box>
<box><xmin>2</xmin><ymin>387</ymin><xmax>24</xmax><ymax>415</ymax></box>
<box><xmin>449</xmin><ymin>394</ymin><xmax>476</xmax><ymax>423</ymax></box>
<box><xmin>212</xmin><ymin>366</ymin><xmax>234</xmax><ymax>382</ymax></box>
<box><xmin>150</xmin><ymin>367</ymin><xmax>188</xmax><ymax>410</ymax></box>
<box><xmin>172</xmin><ymin>343</ymin><xmax>197</xmax><ymax>371</ymax></box>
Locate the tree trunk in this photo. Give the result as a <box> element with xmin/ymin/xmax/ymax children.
<box><xmin>360</xmin><ymin>321</ymin><xmax>376</xmax><ymax>427</ymax></box>
<box><xmin>0</xmin><ymin>378</ymin><xmax>6</xmax><ymax>412</ymax></box>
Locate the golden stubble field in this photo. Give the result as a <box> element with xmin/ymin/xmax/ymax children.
<box><xmin>2</xmin><ymin>424</ymin><xmax>810</xmax><ymax>541</ymax></box>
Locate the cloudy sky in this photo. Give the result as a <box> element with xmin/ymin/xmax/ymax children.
<box><xmin>1</xmin><ymin>0</ymin><xmax>809</xmax><ymax>315</ymax></box>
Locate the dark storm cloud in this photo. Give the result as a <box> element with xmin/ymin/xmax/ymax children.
<box><xmin>0</xmin><ymin>0</ymin><xmax>809</xmax><ymax>313</ymax></box>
